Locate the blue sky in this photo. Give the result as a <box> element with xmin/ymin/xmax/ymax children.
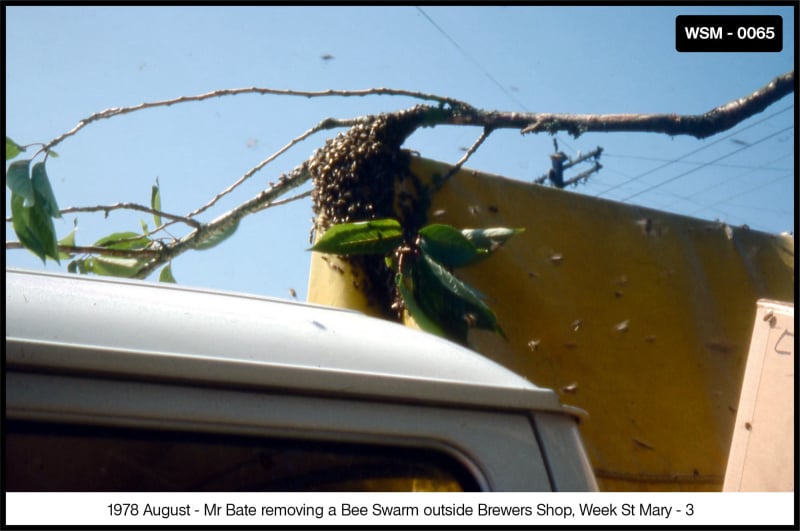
<box><xmin>5</xmin><ymin>5</ymin><xmax>795</xmax><ymax>300</ymax></box>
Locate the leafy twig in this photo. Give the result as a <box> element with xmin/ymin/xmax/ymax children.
<box><xmin>132</xmin><ymin>165</ymin><xmax>311</xmax><ymax>279</ymax></box>
<box><xmin>5</xmin><ymin>242</ymin><xmax>163</xmax><ymax>259</ymax></box>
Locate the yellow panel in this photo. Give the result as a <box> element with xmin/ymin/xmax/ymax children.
<box><xmin>308</xmin><ymin>156</ymin><xmax>794</xmax><ymax>491</ymax></box>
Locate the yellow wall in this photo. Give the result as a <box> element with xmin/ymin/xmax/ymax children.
<box><xmin>308</xmin><ymin>156</ymin><xmax>794</xmax><ymax>491</ymax></box>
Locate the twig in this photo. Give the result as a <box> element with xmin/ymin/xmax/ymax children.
<box><xmin>57</xmin><ymin>203</ymin><xmax>202</xmax><ymax>228</ymax></box>
<box><xmin>132</xmin><ymin>165</ymin><xmax>312</xmax><ymax>279</ymax></box>
<box><xmin>184</xmin><ymin>115</ymin><xmax>358</xmax><ymax>220</ymax></box>
<box><xmin>252</xmin><ymin>189</ymin><xmax>312</xmax><ymax>213</ymax></box>
<box><xmin>5</xmin><ymin>242</ymin><xmax>163</xmax><ymax>258</ymax></box>
<box><xmin>44</xmin><ymin>87</ymin><xmax>469</xmax><ymax>152</ymax></box>
<box><xmin>439</xmin><ymin>126</ymin><xmax>494</xmax><ymax>185</ymax></box>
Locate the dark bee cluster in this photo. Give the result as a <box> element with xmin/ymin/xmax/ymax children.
<box><xmin>309</xmin><ymin>105</ymin><xmax>433</xmax><ymax>317</ymax></box>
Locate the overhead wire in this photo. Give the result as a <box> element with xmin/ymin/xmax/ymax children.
<box><xmin>415</xmin><ymin>6</ymin><xmax>577</xmax><ymax>153</ymax></box>
<box><xmin>617</xmin><ymin>124</ymin><xmax>793</xmax><ymax>202</ymax></box>
<box><xmin>660</xmin><ymin>153</ymin><xmax>792</xmax><ymax>211</ymax></box>
<box><xmin>689</xmin><ymin>172</ymin><xmax>791</xmax><ymax>220</ymax></box>
<box><xmin>595</xmin><ymin>104</ymin><xmax>792</xmax><ymax>198</ymax></box>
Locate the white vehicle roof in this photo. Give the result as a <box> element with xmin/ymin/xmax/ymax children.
<box><xmin>6</xmin><ymin>268</ymin><xmax>569</xmax><ymax>414</ymax></box>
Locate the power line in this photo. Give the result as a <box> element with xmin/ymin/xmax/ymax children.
<box><xmin>617</xmin><ymin>125</ymin><xmax>793</xmax><ymax>203</ymax></box>
<box><xmin>658</xmin><ymin>153</ymin><xmax>792</xmax><ymax>212</ymax></box>
<box><xmin>595</xmin><ymin>105</ymin><xmax>792</xmax><ymax>198</ymax></box>
<box><xmin>688</xmin><ymin>172</ymin><xmax>792</xmax><ymax>218</ymax></box>
<box><xmin>415</xmin><ymin>6</ymin><xmax>528</xmax><ymax>111</ymax></box>
<box><xmin>415</xmin><ymin>6</ymin><xmax>577</xmax><ymax>154</ymax></box>
<box><xmin>604</xmin><ymin>153</ymin><xmax>790</xmax><ymax>172</ymax></box>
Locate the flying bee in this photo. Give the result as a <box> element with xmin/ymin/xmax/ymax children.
<box><xmin>561</xmin><ymin>382</ymin><xmax>578</xmax><ymax>394</ymax></box>
<box><xmin>635</xmin><ymin>217</ymin><xmax>653</xmax><ymax>236</ymax></box>
<box><xmin>463</xmin><ymin>313</ymin><xmax>478</xmax><ymax>327</ymax></box>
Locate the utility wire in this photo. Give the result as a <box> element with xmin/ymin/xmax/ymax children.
<box><xmin>659</xmin><ymin>153</ymin><xmax>792</xmax><ymax>211</ymax></box>
<box><xmin>415</xmin><ymin>6</ymin><xmax>577</xmax><ymax>153</ymax></box>
<box><xmin>415</xmin><ymin>7</ymin><xmax>528</xmax><ymax>111</ymax></box>
<box><xmin>596</xmin><ymin>105</ymin><xmax>791</xmax><ymax>198</ymax></box>
<box><xmin>688</xmin><ymin>172</ymin><xmax>791</xmax><ymax>218</ymax></box>
<box><xmin>617</xmin><ymin>125</ymin><xmax>792</xmax><ymax>203</ymax></box>
<box><xmin>604</xmin><ymin>153</ymin><xmax>790</xmax><ymax>172</ymax></box>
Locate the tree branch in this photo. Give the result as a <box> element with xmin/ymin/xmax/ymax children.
<box><xmin>132</xmin><ymin>165</ymin><xmax>312</xmax><ymax>279</ymax></box>
<box><xmin>184</xmin><ymin>115</ymin><xmax>359</xmax><ymax>221</ymax></box>
<box><xmin>8</xmin><ymin>70</ymin><xmax>792</xmax><ymax>279</ymax></box>
<box><xmin>440</xmin><ymin>126</ymin><xmax>494</xmax><ymax>184</ymax></box>
<box><xmin>44</xmin><ymin>87</ymin><xmax>469</xmax><ymax>152</ymax></box>
<box><xmin>5</xmin><ymin>242</ymin><xmax>163</xmax><ymax>258</ymax></box>
<box><xmin>57</xmin><ymin>203</ymin><xmax>202</xmax><ymax>228</ymax></box>
<box><xmin>515</xmin><ymin>70</ymin><xmax>794</xmax><ymax>138</ymax></box>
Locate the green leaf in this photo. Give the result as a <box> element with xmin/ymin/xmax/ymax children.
<box><xmin>47</xmin><ymin>150</ymin><xmax>59</xmax><ymax>158</ymax></box>
<box><xmin>11</xmin><ymin>193</ymin><xmax>46</xmax><ymax>262</ymax></box>
<box><xmin>461</xmin><ymin>227</ymin><xmax>525</xmax><ymax>256</ymax></box>
<box><xmin>6</xmin><ymin>159</ymin><xmax>34</xmax><ymax>206</ymax></box>
<box><xmin>420</xmin><ymin>253</ymin><xmax>489</xmax><ymax>306</ymax></box>
<box><xmin>94</xmin><ymin>232</ymin><xmax>151</xmax><ymax>250</ymax></box>
<box><xmin>10</xmin><ymin>192</ymin><xmax>60</xmax><ymax>264</ymax></box>
<box><xmin>194</xmin><ymin>219</ymin><xmax>240</xmax><ymax>250</ymax></box>
<box><xmin>83</xmin><ymin>256</ymin><xmax>147</xmax><ymax>277</ymax></box>
<box><xmin>419</xmin><ymin>223</ymin><xmax>482</xmax><ymax>267</ymax></box>
<box><xmin>31</xmin><ymin>162</ymin><xmax>61</xmax><ymax>218</ymax></box>
<box><xmin>159</xmin><ymin>263</ymin><xmax>177</xmax><ymax>283</ymax></box>
<box><xmin>410</xmin><ymin>255</ymin><xmax>468</xmax><ymax>343</ymax></box>
<box><xmin>415</xmin><ymin>253</ymin><xmax>504</xmax><ymax>339</ymax></box>
<box><xmin>67</xmin><ymin>260</ymin><xmax>81</xmax><ymax>274</ymax></box>
<box><xmin>151</xmin><ymin>178</ymin><xmax>162</xmax><ymax>227</ymax></box>
<box><xmin>309</xmin><ymin>218</ymin><xmax>404</xmax><ymax>256</ymax></box>
<box><xmin>397</xmin><ymin>271</ymin><xmax>448</xmax><ymax>338</ymax></box>
<box><xmin>6</xmin><ymin>137</ymin><xmax>26</xmax><ymax>160</ymax></box>
<box><xmin>57</xmin><ymin>219</ymin><xmax>78</xmax><ymax>260</ymax></box>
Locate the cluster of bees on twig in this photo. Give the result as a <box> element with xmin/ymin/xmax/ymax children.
<box><xmin>307</xmin><ymin>106</ymin><xmax>432</xmax><ymax>317</ymax></box>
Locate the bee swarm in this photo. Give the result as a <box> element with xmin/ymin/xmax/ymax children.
<box><xmin>308</xmin><ymin>106</ymin><xmax>432</xmax><ymax>318</ymax></box>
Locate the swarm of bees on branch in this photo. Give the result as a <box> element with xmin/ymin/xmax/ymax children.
<box><xmin>307</xmin><ymin>106</ymin><xmax>432</xmax><ymax>316</ymax></box>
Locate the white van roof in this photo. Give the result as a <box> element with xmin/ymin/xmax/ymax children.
<box><xmin>6</xmin><ymin>268</ymin><xmax>567</xmax><ymax>414</ymax></box>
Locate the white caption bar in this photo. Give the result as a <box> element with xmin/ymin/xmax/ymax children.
<box><xmin>5</xmin><ymin>492</ymin><xmax>795</xmax><ymax>526</ymax></box>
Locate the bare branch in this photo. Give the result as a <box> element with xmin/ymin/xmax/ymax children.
<box><xmin>44</xmin><ymin>87</ymin><xmax>468</xmax><ymax>152</ymax></box>
<box><xmin>56</xmin><ymin>203</ymin><xmax>202</xmax><ymax>228</ymax></box>
<box><xmin>5</xmin><ymin>241</ymin><xmax>163</xmax><ymax>258</ymax></box>
<box><xmin>516</xmin><ymin>70</ymin><xmax>794</xmax><ymax>139</ymax></box>
<box><xmin>440</xmin><ymin>126</ymin><xmax>494</xmax><ymax>184</ymax></box>
<box><xmin>132</xmin><ymin>164</ymin><xmax>312</xmax><ymax>279</ymax></box>
<box><xmin>184</xmin><ymin>115</ymin><xmax>358</xmax><ymax>220</ymax></box>
<box><xmin>252</xmin><ymin>189</ymin><xmax>312</xmax><ymax>214</ymax></box>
